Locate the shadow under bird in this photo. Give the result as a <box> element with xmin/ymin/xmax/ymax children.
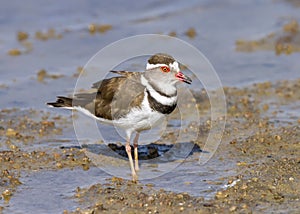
<box><xmin>47</xmin><ymin>53</ymin><xmax>192</xmax><ymax>181</ymax></box>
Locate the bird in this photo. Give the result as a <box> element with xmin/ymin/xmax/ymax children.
<box><xmin>47</xmin><ymin>53</ymin><xmax>192</xmax><ymax>181</ymax></box>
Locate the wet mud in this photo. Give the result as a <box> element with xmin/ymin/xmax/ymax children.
<box><xmin>1</xmin><ymin>79</ymin><xmax>299</xmax><ymax>213</ymax></box>
<box><xmin>236</xmin><ymin>20</ymin><xmax>300</xmax><ymax>55</ymax></box>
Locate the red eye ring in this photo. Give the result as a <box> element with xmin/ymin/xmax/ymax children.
<box><xmin>161</xmin><ymin>66</ymin><xmax>170</xmax><ymax>73</ymax></box>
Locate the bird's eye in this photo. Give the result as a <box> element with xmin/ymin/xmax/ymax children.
<box><xmin>161</xmin><ymin>66</ymin><xmax>170</xmax><ymax>73</ymax></box>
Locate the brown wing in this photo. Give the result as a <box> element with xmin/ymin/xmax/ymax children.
<box><xmin>73</xmin><ymin>71</ymin><xmax>145</xmax><ymax>120</ymax></box>
<box><xmin>91</xmin><ymin>71</ymin><xmax>136</xmax><ymax>90</ymax></box>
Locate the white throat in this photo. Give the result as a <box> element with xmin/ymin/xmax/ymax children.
<box><xmin>140</xmin><ymin>75</ymin><xmax>177</xmax><ymax>106</ymax></box>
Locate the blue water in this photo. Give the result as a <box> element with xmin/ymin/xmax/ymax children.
<box><xmin>0</xmin><ymin>0</ymin><xmax>300</xmax><ymax>109</ymax></box>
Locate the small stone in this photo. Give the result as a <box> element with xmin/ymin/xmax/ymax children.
<box><xmin>88</xmin><ymin>23</ymin><xmax>97</xmax><ymax>34</ymax></box>
<box><xmin>185</xmin><ymin>27</ymin><xmax>197</xmax><ymax>38</ymax></box>
<box><xmin>145</xmin><ymin>183</ymin><xmax>154</xmax><ymax>188</ymax></box>
<box><xmin>215</xmin><ymin>191</ymin><xmax>228</xmax><ymax>199</ymax></box>
<box><xmin>274</xmin><ymin>135</ymin><xmax>281</xmax><ymax>140</ymax></box>
<box><xmin>111</xmin><ymin>177</ymin><xmax>123</xmax><ymax>183</ymax></box>
<box><xmin>47</xmin><ymin>28</ymin><xmax>56</xmax><ymax>38</ymax></box>
<box><xmin>37</xmin><ymin>69</ymin><xmax>47</xmax><ymax>82</ymax></box>
<box><xmin>241</xmin><ymin>183</ymin><xmax>248</xmax><ymax>190</ymax></box>
<box><xmin>2</xmin><ymin>189</ymin><xmax>12</xmax><ymax>201</ymax></box>
<box><xmin>237</xmin><ymin>162</ymin><xmax>247</xmax><ymax>166</ymax></box>
<box><xmin>229</xmin><ymin>206</ymin><xmax>237</xmax><ymax>212</ymax></box>
<box><xmin>6</xmin><ymin>128</ymin><xmax>18</xmax><ymax>137</ymax></box>
<box><xmin>8</xmin><ymin>49</ymin><xmax>21</xmax><ymax>56</ymax></box>
<box><xmin>184</xmin><ymin>181</ymin><xmax>192</xmax><ymax>185</ymax></box>
<box><xmin>168</xmin><ymin>31</ymin><xmax>177</xmax><ymax>37</ymax></box>
<box><xmin>147</xmin><ymin>196</ymin><xmax>155</xmax><ymax>202</ymax></box>
<box><xmin>262</xmin><ymin>104</ymin><xmax>269</xmax><ymax>111</ymax></box>
<box><xmin>82</xmin><ymin>164</ymin><xmax>90</xmax><ymax>171</ymax></box>
<box><xmin>98</xmin><ymin>24</ymin><xmax>112</xmax><ymax>33</ymax></box>
<box><xmin>177</xmin><ymin>194</ymin><xmax>184</xmax><ymax>200</ymax></box>
<box><xmin>283</xmin><ymin>20</ymin><xmax>299</xmax><ymax>33</ymax></box>
<box><xmin>289</xmin><ymin>177</ymin><xmax>294</xmax><ymax>181</ymax></box>
<box><xmin>56</xmin><ymin>162</ymin><xmax>63</xmax><ymax>169</ymax></box>
<box><xmin>9</xmin><ymin>144</ymin><xmax>18</xmax><ymax>151</ymax></box>
<box><xmin>17</xmin><ymin>31</ymin><xmax>29</xmax><ymax>41</ymax></box>
<box><xmin>35</xmin><ymin>31</ymin><xmax>48</xmax><ymax>40</ymax></box>
<box><xmin>41</xmin><ymin>121</ymin><xmax>55</xmax><ymax>127</ymax></box>
<box><xmin>53</xmin><ymin>153</ymin><xmax>61</xmax><ymax>160</ymax></box>
<box><xmin>241</xmin><ymin>204</ymin><xmax>248</xmax><ymax>209</ymax></box>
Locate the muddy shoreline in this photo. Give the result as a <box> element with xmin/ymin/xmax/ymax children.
<box><xmin>0</xmin><ymin>79</ymin><xmax>299</xmax><ymax>213</ymax></box>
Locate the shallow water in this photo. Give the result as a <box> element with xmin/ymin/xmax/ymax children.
<box><xmin>0</xmin><ymin>0</ymin><xmax>300</xmax><ymax>213</ymax></box>
<box><xmin>1</xmin><ymin>0</ymin><xmax>300</xmax><ymax>109</ymax></box>
<box><xmin>5</xmin><ymin>168</ymin><xmax>107</xmax><ymax>214</ymax></box>
<box><xmin>4</xmin><ymin>156</ymin><xmax>235</xmax><ymax>214</ymax></box>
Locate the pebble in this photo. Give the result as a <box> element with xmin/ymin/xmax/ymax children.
<box><xmin>185</xmin><ymin>27</ymin><xmax>197</xmax><ymax>38</ymax></box>
<box><xmin>215</xmin><ymin>191</ymin><xmax>228</xmax><ymax>199</ymax></box>
<box><xmin>2</xmin><ymin>189</ymin><xmax>12</xmax><ymax>201</ymax></box>
<box><xmin>6</xmin><ymin>128</ymin><xmax>18</xmax><ymax>137</ymax></box>
<box><xmin>8</xmin><ymin>49</ymin><xmax>21</xmax><ymax>56</ymax></box>
<box><xmin>274</xmin><ymin>135</ymin><xmax>281</xmax><ymax>140</ymax></box>
<box><xmin>263</xmin><ymin>104</ymin><xmax>269</xmax><ymax>111</ymax></box>
<box><xmin>241</xmin><ymin>183</ymin><xmax>248</xmax><ymax>190</ymax></box>
<box><xmin>56</xmin><ymin>162</ymin><xmax>63</xmax><ymax>169</ymax></box>
<box><xmin>17</xmin><ymin>31</ymin><xmax>29</xmax><ymax>41</ymax></box>
<box><xmin>98</xmin><ymin>24</ymin><xmax>112</xmax><ymax>33</ymax></box>
<box><xmin>289</xmin><ymin>177</ymin><xmax>294</xmax><ymax>181</ymax></box>
<box><xmin>88</xmin><ymin>24</ymin><xmax>112</xmax><ymax>34</ymax></box>
<box><xmin>168</xmin><ymin>31</ymin><xmax>177</xmax><ymax>37</ymax></box>
<box><xmin>88</xmin><ymin>24</ymin><xmax>97</xmax><ymax>33</ymax></box>
<box><xmin>237</xmin><ymin>162</ymin><xmax>247</xmax><ymax>166</ymax></box>
<box><xmin>177</xmin><ymin>194</ymin><xmax>184</xmax><ymax>200</ymax></box>
<box><xmin>147</xmin><ymin>196</ymin><xmax>155</xmax><ymax>202</ymax></box>
<box><xmin>229</xmin><ymin>206</ymin><xmax>237</xmax><ymax>212</ymax></box>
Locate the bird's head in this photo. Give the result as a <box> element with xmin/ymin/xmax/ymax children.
<box><xmin>145</xmin><ymin>53</ymin><xmax>192</xmax><ymax>86</ymax></box>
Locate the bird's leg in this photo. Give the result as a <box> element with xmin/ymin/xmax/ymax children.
<box><xmin>125</xmin><ymin>139</ymin><xmax>137</xmax><ymax>182</ymax></box>
<box><xmin>133</xmin><ymin>133</ymin><xmax>140</xmax><ymax>171</ymax></box>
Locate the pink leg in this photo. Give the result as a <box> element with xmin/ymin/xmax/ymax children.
<box><xmin>125</xmin><ymin>141</ymin><xmax>137</xmax><ymax>182</ymax></box>
<box><xmin>133</xmin><ymin>133</ymin><xmax>140</xmax><ymax>171</ymax></box>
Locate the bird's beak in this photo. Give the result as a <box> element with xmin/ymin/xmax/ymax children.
<box><xmin>175</xmin><ymin>72</ymin><xmax>192</xmax><ymax>84</ymax></box>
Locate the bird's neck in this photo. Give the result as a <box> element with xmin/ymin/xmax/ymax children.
<box><xmin>141</xmin><ymin>75</ymin><xmax>177</xmax><ymax>98</ymax></box>
<box><xmin>140</xmin><ymin>75</ymin><xmax>177</xmax><ymax>109</ymax></box>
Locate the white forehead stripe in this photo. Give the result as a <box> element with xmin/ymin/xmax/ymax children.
<box><xmin>169</xmin><ymin>61</ymin><xmax>180</xmax><ymax>72</ymax></box>
<box><xmin>146</xmin><ymin>61</ymin><xmax>180</xmax><ymax>72</ymax></box>
<box><xmin>146</xmin><ymin>63</ymin><xmax>168</xmax><ymax>70</ymax></box>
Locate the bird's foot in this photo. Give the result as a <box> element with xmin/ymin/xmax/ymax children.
<box><xmin>132</xmin><ymin>172</ymin><xmax>138</xmax><ymax>182</ymax></box>
<box><xmin>135</xmin><ymin>162</ymin><xmax>139</xmax><ymax>171</ymax></box>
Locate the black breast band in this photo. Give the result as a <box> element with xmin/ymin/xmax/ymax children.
<box><xmin>146</xmin><ymin>90</ymin><xmax>177</xmax><ymax>114</ymax></box>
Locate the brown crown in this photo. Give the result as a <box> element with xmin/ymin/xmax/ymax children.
<box><xmin>147</xmin><ymin>53</ymin><xmax>175</xmax><ymax>65</ymax></box>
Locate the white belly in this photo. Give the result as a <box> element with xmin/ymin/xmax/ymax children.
<box><xmin>113</xmin><ymin>107</ymin><xmax>165</xmax><ymax>132</ymax></box>
<box><xmin>113</xmin><ymin>89</ymin><xmax>167</xmax><ymax>133</ymax></box>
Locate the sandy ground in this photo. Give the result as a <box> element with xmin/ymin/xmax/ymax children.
<box><xmin>0</xmin><ymin>78</ymin><xmax>299</xmax><ymax>213</ymax></box>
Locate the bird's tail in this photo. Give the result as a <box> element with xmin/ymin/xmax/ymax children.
<box><xmin>47</xmin><ymin>96</ymin><xmax>73</xmax><ymax>108</ymax></box>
